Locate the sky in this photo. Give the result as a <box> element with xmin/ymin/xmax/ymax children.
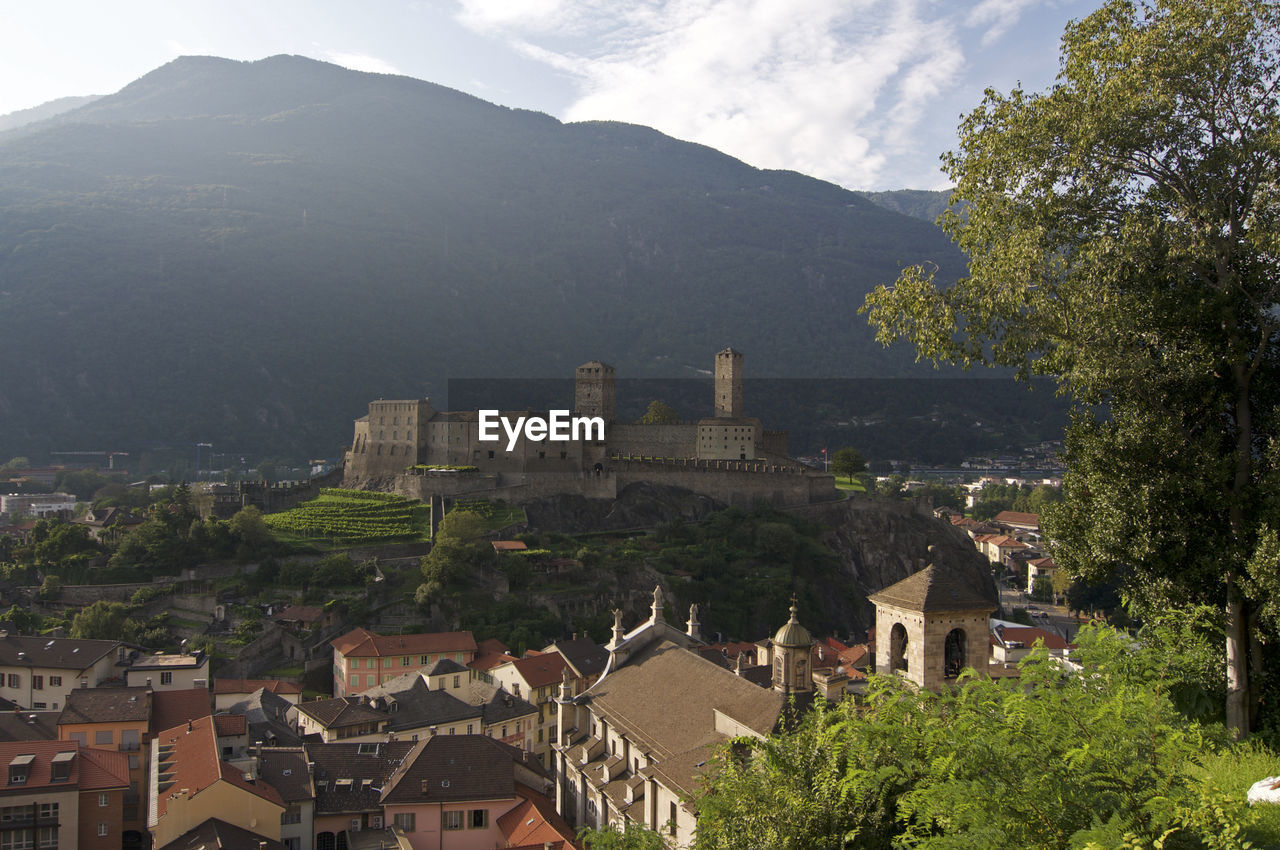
<box><xmin>0</xmin><ymin>0</ymin><xmax>1100</xmax><ymax>191</ymax></box>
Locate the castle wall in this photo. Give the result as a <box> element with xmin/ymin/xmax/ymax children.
<box><xmin>612</xmin><ymin>459</ymin><xmax>835</xmax><ymax>507</ymax></box>
<box><xmin>606</xmin><ymin>423</ymin><xmax>697</xmax><ymax>458</ymax></box>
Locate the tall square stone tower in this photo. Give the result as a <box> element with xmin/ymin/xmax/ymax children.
<box><xmin>574</xmin><ymin>361</ymin><xmax>617</xmax><ymax>422</ymax></box>
<box><xmin>714</xmin><ymin>348</ymin><xmax>744</xmax><ymax>418</ymax></box>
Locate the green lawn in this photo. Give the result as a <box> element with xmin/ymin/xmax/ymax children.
<box><xmin>834</xmin><ymin>478</ymin><xmax>867</xmax><ymax>492</ymax></box>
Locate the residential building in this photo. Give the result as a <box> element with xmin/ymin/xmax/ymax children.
<box><xmin>331</xmin><ymin>629</ymin><xmax>477</xmax><ymax>697</ymax></box>
<box><xmin>0</xmin><ymin>740</ymin><xmax>130</xmax><ymax>850</ymax></box>
<box><xmin>148</xmin><ymin>715</ymin><xmax>286</xmax><ymax>848</ymax></box>
<box><xmin>365</xmin><ymin>672</ymin><xmax>538</xmax><ymax>750</ymax></box>
<box><xmin>126</xmin><ymin>651</ymin><xmax>210</xmax><ymax>691</ymax></box>
<box><xmin>58</xmin><ymin>686</ymin><xmax>152</xmax><ymax>837</ymax></box>
<box><xmin>0</xmin><ymin>635</ymin><xmax>127</xmax><ymax>710</ymax></box>
<box><xmin>488</xmin><ymin>653</ymin><xmax>569</xmax><ymax>766</ymax></box>
<box><xmin>307</xmin><ymin>740</ymin><xmax>416</xmax><ymax>849</ymax></box>
<box><xmin>378</xmin><ymin>735</ymin><xmax>567</xmax><ymax>850</ymax></box>
<box><xmin>990</xmin><ymin>624</ymin><xmax>1072</xmax><ymax>666</ymax></box>
<box><xmin>0</xmin><ymin>710</ymin><xmax>58</xmax><ymax>742</ymax></box>
<box><xmin>223</xmin><ymin>689</ymin><xmax>302</xmax><ymax>747</ymax></box>
<box><xmin>255</xmin><ymin>747</ymin><xmax>314</xmax><ymax>850</ymax></box>
<box><xmin>290</xmin><ymin>698</ymin><xmax>389</xmax><ymax>743</ymax></box>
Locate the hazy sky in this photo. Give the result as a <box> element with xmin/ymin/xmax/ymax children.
<box><xmin>1</xmin><ymin>1</ymin><xmax>1098</xmax><ymax>190</ymax></box>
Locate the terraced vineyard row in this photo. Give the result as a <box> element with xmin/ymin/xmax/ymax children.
<box><xmin>265</xmin><ymin>489</ymin><xmax>424</xmax><ymax>542</ymax></box>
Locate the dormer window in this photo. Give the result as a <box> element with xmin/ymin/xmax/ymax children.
<box><xmin>50</xmin><ymin>751</ymin><xmax>75</xmax><ymax>782</ymax></box>
<box><xmin>9</xmin><ymin>755</ymin><xmax>34</xmax><ymax>785</ymax></box>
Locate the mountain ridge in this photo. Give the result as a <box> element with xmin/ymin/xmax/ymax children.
<box><xmin>0</xmin><ymin>55</ymin><xmax>990</xmax><ymax>462</ymax></box>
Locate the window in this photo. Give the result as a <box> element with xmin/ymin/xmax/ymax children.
<box><xmin>37</xmin><ymin>826</ymin><xmax>56</xmax><ymax>849</ymax></box>
<box><xmin>281</xmin><ymin>806</ymin><xmax>302</xmax><ymax>825</ymax></box>
<box><xmin>31</xmin><ymin>704</ymin><xmax>44</xmax><ymax>711</ymax></box>
<box><xmin>442</xmin><ymin>811</ymin><xmax>461</xmax><ymax>831</ymax></box>
<box><xmin>6</xmin><ymin>675</ymin><xmax>17</xmax><ymax>689</ymax></box>
<box><xmin>284</xmin><ymin>839</ymin><xmax>301</xmax><ymax>850</ymax></box>
<box><xmin>452</xmin><ymin>675</ymin><xmax>460</xmax><ymax>688</ymax></box>
<box><xmin>97</xmin><ymin>823</ymin><xmax>108</xmax><ymax>837</ymax></box>
<box><xmin>128</xmin><ymin>755</ymin><xmax>139</xmax><ymax>770</ymax></box>
<box><xmin>669</xmin><ymin>803</ymin><xmax>678</xmax><ymax>836</ymax></box>
<box><xmin>466</xmin><ymin>724</ymin><xmax>473</xmax><ymax>734</ymax></box>
<box><xmin>48</xmin><ymin>677</ymin><xmax>60</xmax><ymax>687</ymax></box>
<box><xmin>468</xmin><ymin>809</ymin><xmax>488</xmax><ymax>829</ymax></box>
<box><xmin>121</xmin><ymin>729</ymin><xmax>140</xmax><ymax>752</ymax></box>
<box><xmin>68</xmin><ymin>733</ymin><xmax>85</xmax><ymax>746</ymax></box>
<box><xmin>366</xmin><ymin>675</ymin><xmax>375</xmax><ymax>687</ymax></box>
<box><xmin>393</xmin><ymin>813</ymin><xmax>417</xmax><ymax>832</ymax></box>
<box><xmin>317</xmin><ymin>833</ymin><xmax>336</xmax><ymax>850</ymax></box>
<box><xmin>401</xmin><ymin>656</ymin><xmax>410</xmax><ymax>667</ymax></box>
<box><xmin>98</xmin><ymin>793</ymin><xmax>108</xmax><ymax>808</ymax></box>
<box><xmin>350</xmin><ymin>675</ymin><xmax>358</xmax><ymax>687</ymax></box>
<box><xmin>95</xmin><ymin>731</ymin><xmax>113</xmax><ymax>745</ymax></box>
<box><xmin>30</xmin><ymin>677</ymin><xmax>41</xmax><ymax>691</ymax></box>
<box><xmin>160</xmin><ymin>671</ymin><xmax>172</xmax><ymax>685</ymax></box>
<box><xmin>37</xmin><ymin>804</ymin><xmax>56</xmax><ymax>822</ymax></box>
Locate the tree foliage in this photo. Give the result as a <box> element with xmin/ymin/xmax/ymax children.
<box><xmin>830</xmin><ymin>446</ymin><xmax>866</xmax><ymax>482</ymax></box>
<box><xmin>862</xmin><ymin>0</ymin><xmax>1280</xmax><ymax>735</ymax></box>
<box><xmin>696</xmin><ymin>626</ymin><xmax>1268</xmax><ymax>849</ymax></box>
<box><xmin>637</xmin><ymin>400</ymin><xmax>681</xmax><ymax>425</ymax></box>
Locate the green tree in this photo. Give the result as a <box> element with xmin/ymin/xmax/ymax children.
<box><xmin>862</xmin><ymin>0</ymin><xmax>1280</xmax><ymax>736</ymax></box>
<box><xmin>636</xmin><ymin>400</ymin><xmax>681</xmax><ymax>425</ymax></box>
<box><xmin>830</xmin><ymin>447</ymin><xmax>865</xmax><ymax>482</ymax></box>
<box><xmin>581</xmin><ymin>823</ymin><xmax>666</xmax><ymax>849</ymax></box>
<box><xmin>228</xmin><ymin>505</ymin><xmax>272</xmax><ymax>553</ymax></box>
<box><xmin>0</xmin><ymin>457</ymin><xmax>30</xmax><ymax>472</ymax></box>
<box><xmin>70</xmin><ymin>601</ymin><xmax>135</xmax><ymax>641</ymax></box>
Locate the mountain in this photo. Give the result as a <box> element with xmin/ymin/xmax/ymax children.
<box><xmin>856</xmin><ymin>189</ymin><xmax>954</xmax><ymax>222</ymax></box>
<box><xmin>0</xmin><ymin>56</ymin><xmax>987</xmax><ymax>463</ymax></box>
<box><xmin>0</xmin><ymin>95</ymin><xmax>102</xmax><ymax>133</ymax></box>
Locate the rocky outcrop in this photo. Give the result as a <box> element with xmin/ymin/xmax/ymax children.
<box><xmin>521</xmin><ymin>481</ymin><xmax>723</xmax><ymax>533</ymax></box>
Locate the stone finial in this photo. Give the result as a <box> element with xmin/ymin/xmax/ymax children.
<box><xmin>686</xmin><ymin>603</ymin><xmax>701</xmax><ymax>641</ymax></box>
<box><xmin>558</xmin><ymin>666</ymin><xmax>573</xmax><ymax>701</ymax></box>
<box><xmin>608</xmin><ymin>608</ymin><xmax>626</xmax><ymax>650</ymax></box>
<box><xmin>733</xmin><ymin>652</ymin><xmax>744</xmax><ymax>676</ymax></box>
<box><xmin>651</xmin><ymin>586</ymin><xmax>665</xmax><ymax>623</ymax></box>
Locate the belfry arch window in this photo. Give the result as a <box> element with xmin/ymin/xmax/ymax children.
<box><xmin>944</xmin><ymin>628</ymin><xmax>967</xmax><ymax>678</ymax></box>
<box><xmin>889</xmin><ymin>623</ymin><xmax>909</xmax><ymax>672</ymax></box>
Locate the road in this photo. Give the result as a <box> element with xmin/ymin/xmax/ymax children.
<box><xmin>997</xmin><ymin>578</ymin><xmax>1080</xmax><ymax>642</ymax></box>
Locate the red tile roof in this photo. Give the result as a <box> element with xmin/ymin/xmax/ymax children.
<box><xmin>330</xmin><ymin>628</ymin><xmax>477</xmax><ymax>658</ymax></box>
<box><xmin>212</xmin><ymin>679</ymin><xmax>302</xmax><ymax>696</ymax></box>
<box><xmin>994</xmin><ymin>626</ymin><xmax>1070</xmax><ymax>651</ymax></box>
<box><xmin>212</xmin><ymin>714</ymin><xmax>246</xmax><ymax>736</ymax></box>
<box><xmin>150</xmin><ymin>689</ymin><xmax>212</xmax><ymax>740</ymax></box>
<box><xmin>499</xmin><ymin>784</ymin><xmax>579</xmax><ymax>848</ymax></box>
<box><xmin>77</xmin><ymin>746</ymin><xmax>130</xmax><ymax>791</ymax></box>
<box><xmin>506</xmin><ymin>653</ymin><xmax>568</xmax><ymax>689</ymax></box>
<box><xmin>0</xmin><ymin>741</ymin><xmax>84</xmax><ymax>791</ymax></box>
<box><xmin>470</xmin><ymin>651</ymin><xmax>519</xmax><ymax>673</ymax></box>
<box><xmin>476</xmin><ymin>638</ymin><xmax>509</xmax><ymax>655</ymax></box>
<box><xmin>153</xmin><ymin>715</ymin><xmax>284</xmax><ymax>819</ymax></box>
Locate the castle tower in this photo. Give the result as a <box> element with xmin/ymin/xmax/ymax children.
<box><xmin>867</xmin><ymin>557</ymin><xmax>995</xmax><ymax>692</ymax></box>
<box><xmin>714</xmin><ymin>348</ymin><xmax>744</xmax><ymax>418</ymax></box>
<box><xmin>771</xmin><ymin>596</ymin><xmax>814</xmax><ymax>695</ymax></box>
<box><xmin>574</xmin><ymin>361</ymin><xmax>617</xmax><ymax>423</ymax></box>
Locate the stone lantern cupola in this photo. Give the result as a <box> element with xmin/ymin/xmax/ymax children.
<box><xmin>771</xmin><ymin>596</ymin><xmax>814</xmax><ymax>694</ymax></box>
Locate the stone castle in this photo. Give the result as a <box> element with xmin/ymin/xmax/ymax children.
<box><xmin>343</xmin><ymin>348</ymin><xmax>836</xmax><ymax>507</ymax></box>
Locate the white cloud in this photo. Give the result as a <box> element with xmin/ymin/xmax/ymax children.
<box><xmin>966</xmin><ymin>0</ymin><xmax>1046</xmax><ymax>46</ymax></box>
<box><xmin>324</xmin><ymin>50</ymin><xmax>401</xmax><ymax>76</ymax></box>
<box><xmin>451</xmin><ymin>0</ymin><xmax>975</xmax><ymax>189</ymax></box>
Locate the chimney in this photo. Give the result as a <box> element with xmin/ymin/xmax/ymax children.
<box><xmin>186</xmin><ymin>720</ymin><xmax>192</xmax><ymax>733</ymax></box>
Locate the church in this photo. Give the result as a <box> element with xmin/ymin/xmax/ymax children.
<box><xmin>551</xmin><ymin>589</ymin><xmax>822</xmax><ymax>847</ymax></box>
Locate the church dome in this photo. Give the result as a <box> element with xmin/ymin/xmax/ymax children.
<box><xmin>773</xmin><ymin>599</ymin><xmax>812</xmax><ymax>648</ymax></box>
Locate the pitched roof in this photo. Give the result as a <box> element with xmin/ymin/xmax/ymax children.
<box><xmin>129</xmin><ymin>652</ymin><xmax>207</xmax><ymax>670</ymax></box>
<box><xmin>505</xmin><ymin>653</ymin><xmax>568</xmax><ymax>690</ymax></box>
<box><xmin>59</xmin><ymin>686</ymin><xmax>151</xmax><ymax>725</ymax></box>
<box><xmin>77</xmin><ymin>746</ymin><xmax>131</xmax><ymax>791</ymax></box>
<box><xmin>213</xmin><ymin>714</ymin><xmax>246</xmax><ymax>736</ymax></box>
<box><xmin>272</xmin><ymin>605</ymin><xmax>325</xmax><ymax>623</ymax></box>
<box><xmin>294</xmin><ymin>697</ymin><xmax>388</xmax><ymax>729</ymax></box>
<box><xmin>361</xmin><ymin>677</ymin><xmax>480</xmax><ymax>732</ymax></box>
<box><xmin>492</xmin><ymin>540</ymin><xmax>528</xmax><ymax>552</ymax></box>
<box><xmin>156</xmin><ymin>818</ymin><xmax>286</xmax><ymax>850</ymax></box>
<box><xmin>0</xmin><ymin>711</ymin><xmax>58</xmax><ymax>742</ymax></box>
<box><xmin>254</xmin><ymin>747</ymin><xmax>313</xmax><ymax>803</ymax></box>
<box><xmin>225</xmin><ymin>689</ymin><xmax>300</xmax><ymax>747</ymax></box>
<box><xmin>549</xmin><ymin>637</ymin><xmax>608</xmax><ymax>681</ymax></box>
<box><xmin>152</xmin><ymin>715</ymin><xmax>285</xmax><ymax>819</ymax></box>
<box><xmin>331</xmin><ymin>628</ymin><xmax>477</xmax><ymax>658</ymax></box>
<box><xmin>583</xmin><ymin>641</ymin><xmax>783</xmax><ymax>799</ymax></box>
<box><xmin>150</xmin><ymin>688</ymin><xmax>212</xmax><ymax>738</ymax></box>
<box><xmin>212</xmin><ymin>678</ymin><xmax>302</xmax><ymax>696</ymax></box>
<box><xmin>992</xmin><ymin>626</ymin><xmax>1070</xmax><ymax>651</ymax></box>
<box><xmin>993</xmin><ymin>510</ymin><xmax>1040</xmax><ymax>527</ymax></box>
<box><xmin>867</xmin><ymin>565</ymin><xmax>995</xmax><ymax>613</ymax></box>
<box><xmin>304</xmin><ymin>740</ymin><xmax>416</xmax><ymax>814</ymax></box>
<box><xmin>0</xmin><ymin>741</ymin><xmax>84</xmax><ymax>792</ymax></box>
<box><xmin>469</xmin><ymin>650</ymin><xmax>519</xmax><ymax>672</ymax></box>
<box><xmin>380</xmin><ymin>735</ymin><xmax>540</xmax><ymax>805</ymax></box>
<box><xmin>0</xmin><ymin>635</ymin><xmax>121</xmax><ymax>670</ymax></box>
<box><xmin>425</xmin><ymin>658</ymin><xmax>469</xmax><ymax>676</ymax></box>
<box><xmin>498</xmin><ymin>784</ymin><xmax>578</xmax><ymax>848</ymax></box>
